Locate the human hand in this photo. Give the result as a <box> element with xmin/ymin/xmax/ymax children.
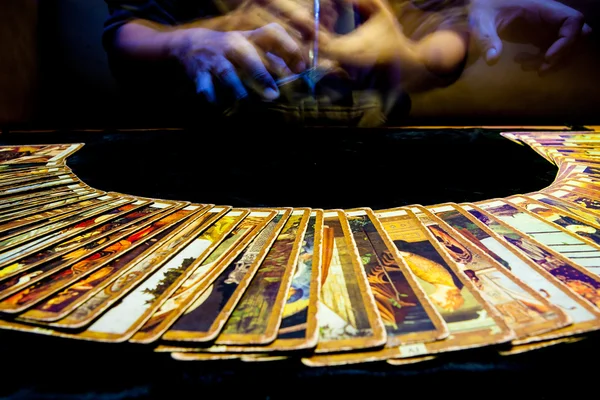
<box><xmin>469</xmin><ymin>0</ymin><xmax>592</xmax><ymax>73</ymax></box>
<box><xmin>169</xmin><ymin>23</ymin><xmax>307</xmax><ymax>102</ymax></box>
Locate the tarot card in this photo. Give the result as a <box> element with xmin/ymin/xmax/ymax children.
<box><xmin>56</xmin><ymin>208</ymin><xmax>271</xmax><ymax>333</ymax></box>
<box><xmin>48</xmin><ymin>206</ymin><xmax>254</xmax><ymax>331</ymax></box>
<box><xmin>305</xmin><ymin>204</ymin><xmax>519</xmax><ymax>367</ymax></box>
<box><xmin>158</xmin><ymin>209</ymin><xmax>290</xmax><ymax>343</ymax></box>
<box><xmin>18</xmin><ymin>205</ymin><xmax>222</xmax><ymax>323</ymax></box>
<box><xmin>344</xmin><ymin>208</ymin><xmax>448</xmax><ymax>346</ymax></box>
<box><xmin>509</xmin><ymin>194</ymin><xmax>600</xmax><ymax>249</ymax></box>
<box><xmin>0</xmin><ymin>200</ymin><xmax>193</xmax><ymax>313</ymax></box>
<box><xmin>429</xmin><ymin>203</ymin><xmax>600</xmax><ymax>344</ymax></box>
<box><xmin>205</xmin><ymin>208</ymin><xmax>311</xmax><ymax>346</ymax></box>
<box><xmin>499</xmin><ymin>336</ymin><xmax>586</xmax><ymax>356</ymax></box>
<box><xmin>0</xmin><ymin>144</ymin><xmax>83</xmax><ymax>166</ymax></box>
<box><xmin>0</xmin><ymin>173</ymin><xmax>80</xmax><ymax>198</ymax></box>
<box><xmin>75</xmin><ymin>208</ymin><xmax>284</xmax><ymax>343</ymax></box>
<box><xmin>0</xmin><ymin>170</ymin><xmax>75</xmax><ymax>191</ymax></box>
<box><xmin>240</xmin><ymin>355</ymin><xmax>290</xmax><ymax>363</ymax></box>
<box><xmin>0</xmin><ymin>193</ymin><xmax>116</xmax><ymax>237</ymax></box>
<box><xmin>309</xmin><ymin>210</ymin><xmax>386</xmax><ymax>354</ymax></box>
<box><xmin>382</xmin><ymin>208</ymin><xmax>513</xmax><ymax>343</ymax></box>
<box><xmin>553</xmin><ymin>180</ymin><xmax>600</xmax><ymax>198</ymax></box>
<box><xmin>0</xmin><ymin>199</ymin><xmax>153</xmax><ymax>278</ymax></box>
<box><xmin>0</xmin><ymin>186</ymin><xmax>96</xmax><ymax>218</ymax></box>
<box><xmin>411</xmin><ymin>205</ymin><xmax>569</xmax><ymax>339</ymax></box>
<box><xmin>172</xmin><ymin>353</ymin><xmax>243</xmax><ymax>361</ymax></box>
<box><xmin>541</xmin><ymin>187</ymin><xmax>600</xmax><ymax>213</ymax></box>
<box><xmin>526</xmin><ymin>192</ymin><xmax>600</xmax><ymax>227</ymax></box>
<box><xmin>462</xmin><ymin>203</ymin><xmax>600</xmax><ymax>314</ymax></box>
<box><xmin>477</xmin><ymin>199</ymin><xmax>600</xmax><ymax>276</ymax></box>
<box><xmin>154</xmin><ymin>209</ymin><xmax>325</xmax><ymax>353</ymax></box>
<box><xmin>0</xmin><ymin>166</ymin><xmax>70</xmax><ymax>181</ymax></box>
<box><xmin>128</xmin><ymin>208</ymin><xmax>252</xmax><ymax>343</ymax></box>
<box><xmin>0</xmin><ymin>195</ymin><xmax>135</xmax><ymax>257</ymax></box>
<box><xmin>0</xmin><ymin>168</ymin><xmax>71</xmax><ymax>187</ymax></box>
<box><xmin>0</xmin><ymin>190</ymin><xmax>103</xmax><ymax>224</ymax></box>
<box><xmin>0</xmin><ymin>184</ymin><xmax>89</xmax><ymax>207</ymax></box>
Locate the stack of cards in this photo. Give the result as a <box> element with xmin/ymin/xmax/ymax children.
<box><xmin>0</xmin><ymin>135</ymin><xmax>599</xmax><ymax>366</ymax></box>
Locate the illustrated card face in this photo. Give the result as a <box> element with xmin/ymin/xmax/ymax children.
<box><xmin>527</xmin><ymin>193</ymin><xmax>600</xmax><ymax>227</ymax></box>
<box><xmin>0</xmin><ymin>187</ymin><xmax>97</xmax><ymax>220</ymax></box>
<box><xmin>17</xmin><ymin>207</ymin><xmax>204</xmax><ymax>323</ymax></box>
<box><xmin>430</xmin><ymin>203</ymin><xmax>600</xmax><ymax>343</ymax></box>
<box><xmin>344</xmin><ymin>208</ymin><xmax>447</xmax><ymax>346</ymax></box>
<box><xmin>0</xmin><ymin>184</ymin><xmax>88</xmax><ymax>207</ymax></box>
<box><xmin>144</xmin><ymin>209</ymin><xmax>287</xmax><ymax>343</ymax></box>
<box><xmin>0</xmin><ymin>144</ymin><xmax>83</xmax><ymax>166</ymax></box>
<box><xmin>0</xmin><ymin>190</ymin><xmax>102</xmax><ymax>224</ymax></box>
<box><xmin>0</xmin><ymin>200</ymin><xmax>190</xmax><ymax>314</ymax></box>
<box><xmin>0</xmin><ymin>173</ymin><xmax>80</xmax><ymax>198</ymax></box>
<box><xmin>156</xmin><ymin>210</ymin><xmax>326</xmax><ymax>353</ymax></box>
<box><xmin>211</xmin><ymin>209</ymin><xmax>311</xmax><ymax>346</ymax></box>
<box><xmin>18</xmin><ymin>205</ymin><xmax>225</xmax><ymax>340</ymax></box>
<box><xmin>463</xmin><ymin>202</ymin><xmax>600</xmax><ymax>310</ymax></box>
<box><xmin>0</xmin><ymin>200</ymin><xmax>152</xmax><ymax>280</ymax></box>
<box><xmin>0</xmin><ymin>196</ymin><xmax>134</xmax><ymax>258</ymax></box>
<box><xmin>0</xmin><ymin>193</ymin><xmax>115</xmax><ymax>237</ymax></box>
<box><xmin>50</xmin><ymin>206</ymin><xmax>254</xmax><ymax>330</ymax></box>
<box><xmin>379</xmin><ymin>209</ymin><xmax>513</xmax><ymax>351</ymax></box>
<box><xmin>410</xmin><ymin>206</ymin><xmax>568</xmax><ymax>340</ymax></box>
<box><xmin>129</xmin><ymin>208</ymin><xmax>251</xmax><ymax>343</ymax></box>
<box><xmin>314</xmin><ymin>210</ymin><xmax>386</xmax><ymax>353</ymax></box>
<box><xmin>478</xmin><ymin>199</ymin><xmax>600</xmax><ymax>277</ymax></box>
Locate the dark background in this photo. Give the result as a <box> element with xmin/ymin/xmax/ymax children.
<box><xmin>2</xmin><ymin>0</ymin><xmax>600</xmax><ymax>128</ymax></box>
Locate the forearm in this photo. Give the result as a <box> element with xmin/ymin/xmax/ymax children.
<box><xmin>112</xmin><ymin>17</ymin><xmax>230</xmax><ymax>61</ymax></box>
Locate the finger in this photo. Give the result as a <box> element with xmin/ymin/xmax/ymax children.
<box><xmin>469</xmin><ymin>9</ymin><xmax>503</xmax><ymax>65</ymax></box>
<box><xmin>254</xmin><ymin>0</ymin><xmax>315</xmax><ymax>39</ymax></box>
<box><xmin>194</xmin><ymin>70</ymin><xmax>216</xmax><ymax>103</ymax></box>
<box><xmin>211</xmin><ymin>57</ymin><xmax>248</xmax><ymax>100</ymax></box>
<box><xmin>264</xmin><ymin>52</ymin><xmax>294</xmax><ymax>78</ymax></box>
<box><xmin>582</xmin><ymin>23</ymin><xmax>592</xmax><ymax>36</ymax></box>
<box><xmin>248</xmin><ymin>23</ymin><xmax>306</xmax><ymax>73</ymax></box>
<box><xmin>544</xmin><ymin>14</ymin><xmax>585</xmax><ymax>66</ymax></box>
<box><xmin>226</xmin><ymin>33</ymin><xmax>279</xmax><ymax>100</ymax></box>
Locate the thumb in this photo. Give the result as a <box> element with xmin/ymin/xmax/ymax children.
<box><xmin>470</xmin><ymin>10</ymin><xmax>503</xmax><ymax>64</ymax></box>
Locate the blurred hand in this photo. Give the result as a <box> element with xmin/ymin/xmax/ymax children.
<box><xmin>317</xmin><ymin>0</ymin><xmax>414</xmax><ymax>66</ymax></box>
<box><xmin>469</xmin><ymin>0</ymin><xmax>592</xmax><ymax>73</ymax></box>
<box><xmin>170</xmin><ymin>23</ymin><xmax>306</xmax><ymax>102</ymax></box>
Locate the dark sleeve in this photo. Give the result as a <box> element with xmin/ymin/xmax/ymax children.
<box><xmin>102</xmin><ymin>1</ymin><xmax>180</xmax><ymax>55</ymax></box>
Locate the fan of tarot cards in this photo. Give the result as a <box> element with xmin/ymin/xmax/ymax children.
<box><xmin>0</xmin><ymin>132</ymin><xmax>600</xmax><ymax>367</ymax></box>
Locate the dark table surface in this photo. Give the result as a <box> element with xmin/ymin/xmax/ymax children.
<box><xmin>0</xmin><ymin>127</ymin><xmax>597</xmax><ymax>399</ymax></box>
